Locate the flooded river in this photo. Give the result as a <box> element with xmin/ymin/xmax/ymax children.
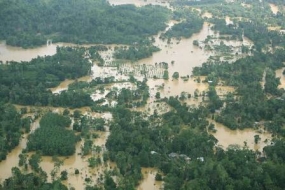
<box><xmin>0</xmin><ymin>41</ymin><xmax>58</xmax><ymax>62</ymax></box>
<box><xmin>0</xmin><ymin>41</ymin><xmax>106</xmax><ymax>63</ymax></box>
<box><xmin>0</xmin><ymin>136</ymin><xmax>27</xmax><ymax>182</ymax></box>
<box><xmin>0</xmin><ymin>119</ymin><xmax>39</xmax><ymax>181</ymax></box>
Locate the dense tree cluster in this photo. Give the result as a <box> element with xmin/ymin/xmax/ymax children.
<box><xmin>0</xmin><ymin>167</ymin><xmax>67</xmax><ymax>190</ymax></box>
<box><xmin>162</xmin><ymin>15</ymin><xmax>203</xmax><ymax>39</ymax></box>
<box><xmin>104</xmin><ymin>92</ymin><xmax>285</xmax><ymax>189</ymax></box>
<box><xmin>0</xmin><ymin>46</ymin><xmax>95</xmax><ymax>107</ymax></box>
<box><xmin>0</xmin><ymin>0</ymin><xmax>170</xmax><ymax>48</ymax></box>
<box><xmin>193</xmin><ymin>50</ymin><xmax>285</xmax><ymax>132</ymax></box>
<box><xmin>163</xmin><ymin>145</ymin><xmax>285</xmax><ymax>190</ymax></box>
<box><xmin>210</xmin><ymin>18</ymin><xmax>243</xmax><ymax>41</ymax></box>
<box><xmin>104</xmin><ymin>98</ymin><xmax>217</xmax><ymax>189</ymax></box>
<box><xmin>0</xmin><ymin>104</ymin><xmax>24</xmax><ymax>161</ymax></box>
<box><xmin>113</xmin><ymin>44</ymin><xmax>160</xmax><ymax>61</ymax></box>
<box><xmin>117</xmin><ymin>79</ymin><xmax>150</xmax><ymax>107</ymax></box>
<box><xmin>27</xmin><ymin>112</ymin><xmax>78</xmax><ymax>156</ymax></box>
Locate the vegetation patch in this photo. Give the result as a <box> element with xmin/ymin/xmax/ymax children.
<box><xmin>27</xmin><ymin>112</ymin><xmax>78</xmax><ymax>156</ymax></box>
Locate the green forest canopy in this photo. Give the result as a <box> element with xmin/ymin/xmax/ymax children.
<box><xmin>0</xmin><ymin>0</ymin><xmax>170</xmax><ymax>48</ymax></box>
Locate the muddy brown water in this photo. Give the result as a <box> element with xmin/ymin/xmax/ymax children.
<box><xmin>275</xmin><ymin>68</ymin><xmax>285</xmax><ymax>89</ymax></box>
<box><xmin>39</xmin><ymin>130</ymin><xmax>113</xmax><ymax>190</ymax></box>
<box><xmin>50</xmin><ymin>76</ymin><xmax>92</xmax><ymax>94</ymax></box>
<box><xmin>0</xmin><ymin>136</ymin><xmax>27</xmax><ymax>182</ymax></box>
<box><xmin>0</xmin><ymin>119</ymin><xmax>39</xmax><ymax>181</ymax></box>
<box><xmin>138</xmin><ymin>168</ymin><xmax>163</xmax><ymax>190</ymax></box>
<box><xmin>269</xmin><ymin>3</ymin><xmax>279</xmax><ymax>15</ymax></box>
<box><xmin>0</xmin><ymin>41</ymin><xmax>57</xmax><ymax>62</ymax></box>
<box><xmin>0</xmin><ymin>113</ymin><xmax>112</xmax><ymax>189</ymax></box>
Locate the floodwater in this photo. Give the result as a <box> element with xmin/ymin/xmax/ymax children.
<box><xmin>13</xmin><ymin>105</ymin><xmax>110</xmax><ymax>118</ymax></box>
<box><xmin>202</xmin><ymin>12</ymin><xmax>213</xmax><ymax>19</ymax></box>
<box><xmin>148</xmin><ymin>77</ymin><xmax>208</xmax><ymax>99</ymax></box>
<box><xmin>267</xmin><ymin>26</ymin><xmax>281</xmax><ymax>31</ymax></box>
<box><xmin>0</xmin><ymin>135</ymin><xmax>27</xmax><ymax>182</ymax></box>
<box><xmin>136</xmin><ymin>21</ymin><xmax>214</xmax><ymax>100</ymax></box>
<box><xmin>0</xmin><ymin>41</ymin><xmax>57</xmax><ymax>62</ymax></box>
<box><xmin>142</xmin><ymin>21</ymin><xmax>214</xmax><ymax>76</ymax></box>
<box><xmin>269</xmin><ymin>4</ymin><xmax>279</xmax><ymax>15</ymax></box>
<box><xmin>215</xmin><ymin>85</ymin><xmax>235</xmax><ymax>98</ymax></box>
<box><xmin>209</xmin><ymin>120</ymin><xmax>272</xmax><ymax>151</ymax></box>
<box><xmin>0</xmin><ymin>41</ymin><xmax>110</xmax><ymax>63</ymax></box>
<box><xmin>0</xmin><ymin>20</ymin><xmax>249</xmax><ymax>99</ymax></box>
<box><xmin>225</xmin><ymin>16</ymin><xmax>233</xmax><ymax>25</ymax></box>
<box><xmin>275</xmin><ymin>68</ymin><xmax>285</xmax><ymax>89</ymax></box>
<box><xmin>50</xmin><ymin>76</ymin><xmax>92</xmax><ymax>94</ymax></box>
<box><xmin>40</xmin><ymin>129</ymin><xmax>113</xmax><ymax>190</ymax></box>
<box><xmin>138</xmin><ymin>168</ymin><xmax>163</xmax><ymax>190</ymax></box>
<box><xmin>0</xmin><ymin>41</ymin><xmax>82</xmax><ymax>63</ymax></box>
<box><xmin>0</xmin><ymin>112</ymin><xmax>113</xmax><ymax>189</ymax></box>
<box><xmin>0</xmin><ymin>119</ymin><xmax>39</xmax><ymax>181</ymax></box>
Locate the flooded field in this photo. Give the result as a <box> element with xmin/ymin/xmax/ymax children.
<box><xmin>215</xmin><ymin>85</ymin><xmax>235</xmax><ymax>97</ymax></box>
<box><xmin>0</xmin><ymin>109</ymin><xmax>113</xmax><ymax>189</ymax></box>
<box><xmin>40</xmin><ymin>129</ymin><xmax>113</xmax><ymax>190</ymax></box>
<box><xmin>138</xmin><ymin>168</ymin><xmax>163</xmax><ymax>190</ymax></box>
<box><xmin>209</xmin><ymin>120</ymin><xmax>272</xmax><ymax>151</ymax></box>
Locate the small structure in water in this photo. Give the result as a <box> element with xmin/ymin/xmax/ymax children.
<box><xmin>47</xmin><ymin>39</ymin><xmax>52</xmax><ymax>46</ymax></box>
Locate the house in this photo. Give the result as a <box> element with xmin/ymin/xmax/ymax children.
<box><xmin>168</xmin><ymin>153</ymin><xmax>179</xmax><ymax>158</ymax></box>
<box><xmin>197</xmin><ymin>157</ymin><xmax>205</xmax><ymax>162</ymax></box>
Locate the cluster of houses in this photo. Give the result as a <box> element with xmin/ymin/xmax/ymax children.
<box><xmin>151</xmin><ymin>151</ymin><xmax>205</xmax><ymax>163</ymax></box>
